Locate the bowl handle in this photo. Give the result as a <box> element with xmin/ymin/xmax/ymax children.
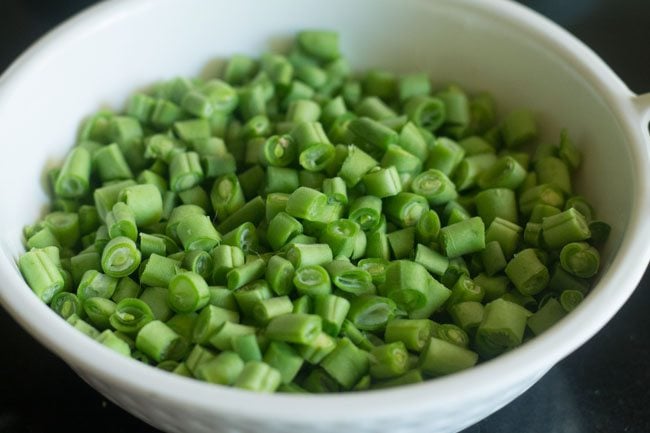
<box><xmin>633</xmin><ymin>93</ymin><xmax>650</xmax><ymax>126</ymax></box>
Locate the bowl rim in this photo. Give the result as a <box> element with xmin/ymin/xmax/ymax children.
<box><xmin>1</xmin><ymin>0</ymin><xmax>650</xmax><ymax>423</ymax></box>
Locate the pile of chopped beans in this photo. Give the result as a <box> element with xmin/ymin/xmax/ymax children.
<box><xmin>18</xmin><ymin>31</ymin><xmax>610</xmax><ymax>393</ymax></box>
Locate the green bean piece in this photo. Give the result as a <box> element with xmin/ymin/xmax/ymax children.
<box><xmin>362</xmin><ymin>69</ymin><xmax>397</xmax><ymax>100</ymax></box>
<box><xmin>297</xmin><ymin>30</ymin><xmax>340</xmax><ymax>62</ymax></box>
<box><xmin>192</xmin><ymin>305</ymin><xmax>239</xmax><ymax>344</ymax></box>
<box><xmin>209</xmin><ymin>174</ymin><xmax>245</xmax><ymax>222</ymax></box>
<box><xmin>101</xmin><ymin>236</ymin><xmax>141</xmax><ymax>278</ymax></box>
<box><xmin>345</xmin><ymin>260</ymin><xmax>381</xmax><ymax>289</ymax></box>
<box><xmin>93</xmin><ymin>143</ymin><xmax>134</xmax><ymax>182</ymax></box>
<box><xmin>481</xmin><ymin>240</ymin><xmax>507</xmax><ymax>276</ymax></box>
<box><xmin>70</xmin><ymin>249</ymin><xmax>101</xmax><ymax>286</ymax></box>
<box><xmin>475</xmin><ymin>298</ymin><xmax>531</xmax><ymax>358</ymax></box>
<box><xmin>321</xmin><ymin>338</ymin><xmax>369</xmax><ymax>389</ymax></box>
<box><xmin>55</xmin><ymin>147</ymin><xmax>91</xmax><ymax>199</ymax></box>
<box><xmin>139</xmin><ymin>254</ymin><xmax>179</xmax><ymax>287</ymax></box>
<box><xmin>324</xmin><ymin>260</ymin><xmax>375</xmax><ymax>296</ymax></box>
<box><xmin>176</xmin><ymin>214</ymin><xmax>221</xmax><ymax>252</ymax></box>
<box><xmin>473</xmin><ymin>273</ymin><xmax>509</xmax><ymax>302</ymax></box>
<box><xmin>424</xmin><ymin>138</ymin><xmax>465</xmax><ymax>177</ymax></box>
<box><xmin>95</xmin><ymin>329</ymin><xmax>131</xmax><ymax>356</ymax></box>
<box><xmin>343</xmin><ymin>196</ymin><xmax>379</xmax><ymax>232</ymax></box>
<box><xmin>355</xmin><ymin>96</ymin><xmax>396</xmax><ymax>121</ymax></box>
<box><xmin>232</xmin><ymin>333</ymin><xmax>263</xmax><ymax>363</ymax></box>
<box><xmin>227</xmin><ymin>258</ymin><xmax>266</xmax><ymax>290</ymax></box>
<box><xmin>265</xmin><ymin>313</ymin><xmax>322</xmax><ymax>345</ymax></box>
<box><xmin>166</xmin><ymin>312</ymin><xmax>201</xmax><ymax>347</ymax></box>
<box><xmin>262</xmin><ymin>341</ymin><xmax>304</xmax><ymax>384</ymax></box>
<box><xmin>559</xmin><ymin>241</ymin><xmax>600</xmax><ymax>278</ymax></box>
<box><xmin>519</xmin><ymin>183</ymin><xmax>565</xmax><ymax>216</ymax></box>
<box><xmin>135</xmin><ymin>320</ymin><xmax>183</xmax><ymax>363</ymax></box>
<box><xmin>505</xmin><ymin>248</ymin><xmax>549</xmax><ymax>296</ymax></box>
<box><xmin>527</xmin><ymin>297</ymin><xmax>566</xmax><ymax>335</ymax></box>
<box><xmin>290</xmin><ymin>121</ymin><xmax>330</xmax><ymax>153</ymax></box>
<box><xmin>348</xmin><ymin>117</ymin><xmax>399</xmax><ymax>153</ymax></box>
<box><xmin>208</xmin><ymin>321</ymin><xmax>257</xmax><ymax>351</ymax></box>
<box><xmin>536</xmin><ymin>156</ymin><xmax>572</xmax><ymax>194</ymax></box>
<box><xmin>234</xmin><ymin>361</ymin><xmax>282</xmax><ymax>392</ymax></box>
<box><xmin>381</xmin><ymin>145</ymin><xmax>423</xmax><ymax>187</ymax></box>
<box><xmin>446</xmin><ymin>274</ymin><xmax>485</xmax><ymax>310</ymax></box>
<box><xmin>223</xmin><ymin>54</ymin><xmax>258</xmax><ymax>85</ymax></box>
<box><xmin>266</xmin><ymin>212</ymin><xmax>303</xmax><ymax>251</ymax></box>
<box><xmin>337</xmin><ymin>145</ymin><xmax>378</xmax><ymax>187</ymax></box>
<box><xmin>557</xmin><ymin>129</ymin><xmax>581</xmax><ymax>170</ymax></box>
<box><xmin>560</xmin><ymin>289</ymin><xmax>584</xmax><ymax>312</ymax></box>
<box><xmin>475</xmin><ymin>188</ymin><xmax>518</xmax><ymax>227</ymax></box>
<box><xmin>404</xmin><ymin>95</ymin><xmax>445</xmax><ymax>131</ymax></box>
<box><xmin>448</xmin><ymin>301</ymin><xmax>485</xmax><ymax>333</ymax></box>
<box><xmin>178</xmin><ymin>185</ymin><xmax>211</xmax><ymax>212</ymax></box>
<box><xmin>347</xmin><ymin>295</ymin><xmax>397</xmax><ymax>332</ymax></box>
<box><xmin>194</xmin><ymin>351</ymin><xmax>244</xmax><ymax>385</ymax></box>
<box><xmin>386</xmin><ymin>227</ymin><xmax>414</xmax><ymax>259</ymax></box>
<box><xmin>77</xmin><ymin>206</ymin><xmax>100</xmax><ymax>237</ymax></box>
<box><xmin>319</xmin><ymin>219</ymin><xmax>360</xmax><ymax>258</ymax></box>
<box><xmin>167</xmin><ymin>272</ymin><xmax>210</xmax><ymax>313</ymax></box>
<box><xmin>109</xmin><ymin>297</ymin><xmax>154</xmax><ymax>335</ymax></box>
<box><xmin>384</xmin><ymin>318</ymin><xmax>434</xmax><ymax>352</ymax></box>
<box><xmin>77</xmin><ymin>269</ymin><xmax>118</xmax><ymax>303</ymax></box>
<box><xmin>43</xmin><ymin>212</ymin><xmax>80</xmax><ymax>249</ymax></box>
<box><xmin>414</xmin><ymin>244</ymin><xmax>448</xmax><ymax>276</ymax></box>
<box><xmin>362</xmin><ymin>166</ymin><xmax>402</xmax><ymax>198</ymax></box>
<box><xmin>588</xmin><ymin>220</ymin><xmax>611</xmax><ymax>246</ymax></box>
<box><xmin>169</xmin><ymin>151</ymin><xmax>204</xmax><ymax>193</ymax></box>
<box><xmin>26</xmin><ymin>226</ymin><xmax>61</xmax><ymax>250</ymax></box>
<box><xmin>453</xmin><ymin>153</ymin><xmax>498</xmax><ymax>191</ymax></box>
<box><xmin>542</xmin><ymin>208</ymin><xmax>591</xmax><ymax>249</ymax></box>
<box><xmin>285</xmin><ymin>243</ymin><xmax>333</xmax><ymax>268</ymax></box>
<box><xmin>564</xmin><ymin>196</ymin><xmax>594</xmax><ymax>222</ymax></box>
<box><xmin>368</xmin><ymin>341</ymin><xmax>409</xmax><ymax>380</ymax></box>
<box><xmin>485</xmin><ymin>217</ymin><xmax>522</xmax><ymax>259</ymax></box>
<box><xmin>410</xmin><ymin>169</ymin><xmax>457</xmax><ymax>206</ymax></box>
<box><xmin>384</xmin><ymin>192</ymin><xmax>430</xmax><ymax>228</ymax></box>
<box><xmin>117</xmin><ymin>183</ymin><xmax>163</xmax><ymax>227</ymax></box>
<box><xmin>398</xmin><ymin>73</ymin><xmax>430</xmax><ymax>103</ymax></box>
<box><xmin>413</xmin><ymin>211</ymin><xmax>439</xmax><ymax>246</ymax></box>
<box><xmin>298</xmin><ymin>170</ymin><xmax>327</xmax><ymax>190</ymax></box>
<box><xmin>371</xmin><ymin>369</ymin><xmax>423</xmax><ymax>390</ymax></box>
<box><xmin>251</xmin><ymin>296</ymin><xmax>293</xmax><ymax>326</ymax></box>
<box><xmin>398</xmin><ymin>122</ymin><xmax>428</xmax><ymax>162</ymax></box>
<box><xmin>65</xmin><ymin>314</ymin><xmax>99</xmax><ymax>339</ymax></box>
<box><xmin>458</xmin><ymin>135</ymin><xmax>495</xmax><ymax>155</ymax></box>
<box><xmin>436</xmin><ymin>85</ymin><xmax>470</xmax><ymax>129</ymax></box>
<box><xmin>105</xmin><ymin>202</ymin><xmax>137</xmax><ymax>241</ymax></box>
<box><xmin>222</xmin><ymin>222</ymin><xmax>258</xmax><ymax>255</ymax></box>
<box><xmin>81</xmin><ymin>296</ymin><xmax>115</xmax><ymax>330</ymax></box>
<box><xmin>419</xmin><ymin>337</ymin><xmax>478</xmax><ymax>376</ymax></box>
<box><xmin>50</xmin><ymin>292</ymin><xmax>82</xmax><ymax>319</ymax></box>
<box><xmin>284</xmin><ymin>187</ymin><xmax>326</xmax><ymax>222</ymax></box>
<box><xmin>293</xmin><ymin>265</ymin><xmax>332</xmax><ymax>297</ymax></box>
<box><xmin>438</xmin><ymin>217</ymin><xmax>485</xmax><ymax>259</ymax></box>
<box><xmin>476</xmin><ymin>155</ymin><xmax>525</xmax><ymax>190</ymax></box>
<box><xmin>321</xmin><ymin>176</ymin><xmax>348</xmax><ymax>206</ymax></box>
<box><xmin>261</xmin><ymin>255</ymin><xmax>294</xmax><ymax>297</ymax></box>
<box><xmin>150</xmin><ymin>99</ymin><xmax>182</xmax><ymax>128</ymax></box>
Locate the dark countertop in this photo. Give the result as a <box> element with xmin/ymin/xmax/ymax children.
<box><xmin>0</xmin><ymin>1</ymin><xmax>648</xmax><ymax>432</ymax></box>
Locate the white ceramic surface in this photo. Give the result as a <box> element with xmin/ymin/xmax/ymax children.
<box><xmin>0</xmin><ymin>0</ymin><xmax>649</xmax><ymax>432</ymax></box>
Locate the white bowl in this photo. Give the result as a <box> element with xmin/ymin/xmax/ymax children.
<box><xmin>1</xmin><ymin>0</ymin><xmax>649</xmax><ymax>432</ymax></box>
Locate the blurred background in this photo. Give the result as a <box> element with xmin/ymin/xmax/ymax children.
<box><xmin>0</xmin><ymin>1</ymin><xmax>648</xmax><ymax>432</ymax></box>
